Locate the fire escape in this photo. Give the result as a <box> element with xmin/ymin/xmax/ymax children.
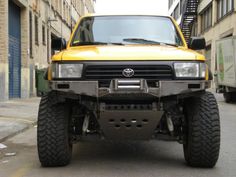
<box><xmin>180</xmin><ymin>0</ymin><xmax>200</xmax><ymax>43</ymax></box>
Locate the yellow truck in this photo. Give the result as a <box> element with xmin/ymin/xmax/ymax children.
<box><xmin>37</xmin><ymin>15</ymin><xmax>220</xmax><ymax>168</ymax></box>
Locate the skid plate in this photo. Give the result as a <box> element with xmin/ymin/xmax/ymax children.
<box><xmin>99</xmin><ymin>109</ymin><xmax>163</xmax><ymax>140</ymax></box>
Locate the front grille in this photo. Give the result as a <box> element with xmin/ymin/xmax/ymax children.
<box><xmin>84</xmin><ymin>65</ymin><xmax>174</xmax><ymax>87</ymax></box>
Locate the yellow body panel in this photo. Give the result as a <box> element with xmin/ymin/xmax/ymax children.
<box><xmin>52</xmin><ymin>45</ymin><xmax>205</xmax><ymax>61</ymax></box>
<box><xmin>52</xmin><ymin>14</ymin><xmax>206</xmax><ymax>62</ymax></box>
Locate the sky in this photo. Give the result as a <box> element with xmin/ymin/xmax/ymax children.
<box><xmin>95</xmin><ymin>0</ymin><xmax>168</xmax><ymax>15</ymax></box>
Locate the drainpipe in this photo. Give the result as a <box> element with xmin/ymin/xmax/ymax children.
<box><xmin>70</xmin><ymin>0</ymin><xmax>73</xmax><ymax>33</ymax></box>
<box><xmin>47</xmin><ymin>0</ymin><xmax>57</xmax><ymax>62</ymax></box>
<box><xmin>47</xmin><ymin>0</ymin><xmax>52</xmax><ymax>63</ymax></box>
<box><xmin>61</xmin><ymin>1</ymin><xmax>63</xmax><ymax>39</ymax></box>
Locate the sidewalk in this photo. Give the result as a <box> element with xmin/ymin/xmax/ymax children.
<box><xmin>0</xmin><ymin>97</ymin><xmax>40</xmax><ymax>142</ymax></box>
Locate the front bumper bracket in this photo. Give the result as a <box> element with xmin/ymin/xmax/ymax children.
<box><xmin>50</xmin><ymin>79</ymin><xmax>210</xmax><ymax>98</ymax></box>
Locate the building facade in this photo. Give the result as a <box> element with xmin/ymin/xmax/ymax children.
<box><xmin>0</xmin><ymin>0</ymin><xmax>95</xmax><ymax>101</ymax></box>
<box><xmin>168</xmin><ymin>0</ymin><xmax>184</xmax><ymax>24</ymax></box>
<box><xmin>168</xmin><ymin>0</ymin><xmax>236</xmax><ymax>75</ymax></box>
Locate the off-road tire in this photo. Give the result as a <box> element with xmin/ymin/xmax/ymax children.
<box><xmin>37</xmin><ymin>92</ymin><xmax>72</xmax><ymax>167</ymax></box>
<box><xmin>224</xmin><ymin>92</ymin><xmax>236</xmax><ymax>103</ymax></box>
<box><xmin>184</xmin><ymin>91</ymin><xmax>220</xmax><ymax>168</ymax></box>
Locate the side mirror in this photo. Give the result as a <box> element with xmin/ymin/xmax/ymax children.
<box><xmin>51</xmin><ymin>38</ymin><xmax>67</xmax><ymax>51</ymax></box>
<box><xmin>188</xmin><ymin>37</ymin><xmax>206</xmax><ymax>50</ymax></box>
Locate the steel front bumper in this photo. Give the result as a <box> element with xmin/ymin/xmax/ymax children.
<box><xmin>50</xmin><ymin>79</ymin><xmax>210</xmax><ymax>98</ymax></box>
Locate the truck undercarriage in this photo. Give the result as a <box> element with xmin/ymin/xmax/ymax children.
<box><xmin>49</xmin><ymin>78</ymin><xmax>209</xmax><ymax>142</ymax></box>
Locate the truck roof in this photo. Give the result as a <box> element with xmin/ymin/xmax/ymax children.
<box><xmin>82</xmin><ymin>13</ymin><xmax>171</xmax><ymax>18</ymax></box>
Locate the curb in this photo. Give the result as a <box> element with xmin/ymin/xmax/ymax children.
<box><xmin>0</xmin><ymin>119</ymin><xmax>37</xmax><ymax>143</ymax></box>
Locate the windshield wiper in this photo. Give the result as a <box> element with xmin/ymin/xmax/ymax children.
<box><xmin>160</xmin><ymin>43</ymin><xmax>179</xmax><ymax>47</ymax></box>
<box><xmin>72</xmin><ymin>41</ymin><xmax>124</xmax><ymax>46</ymax></box>
<box><xmin>123</xmin><ymin>38</ymin><xmax>179</xmax><ymax>47</ymax></box>
<box><xmin>123</xmin><ymin>38</ymin><xmax>161</xmax><ymax>45</ymax></box>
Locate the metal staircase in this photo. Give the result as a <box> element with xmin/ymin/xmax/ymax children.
<box><xmin>180</xmin><ymin>0</ymin><xmax>200</xmax><ymax>43</ymax></box>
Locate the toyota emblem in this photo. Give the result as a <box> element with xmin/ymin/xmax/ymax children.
<box><xmin>122</xmin><ymin>68</ymin><xmax>135</xmax><ymax>77</ymax></box>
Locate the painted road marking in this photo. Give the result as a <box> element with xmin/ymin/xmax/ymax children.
<box><xmin>10</xmin><ymin>164</ymin><xmax>33</xmax><ymax>177</ymax></box>
<box><xmin>0</xmin><ymin>117</ymin><xmax>35</xmax><ymax>124</ymax></box>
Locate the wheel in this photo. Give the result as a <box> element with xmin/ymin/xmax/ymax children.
<box><xmin>230</xmin><ymin>92</ymin><xmax>236</xmax><ymax>102</ymax></box>
<box><xmin>37</xmin><ymin>92</ymin><xmax>72</xmax><ymax>167</ymax></box>
<box><xmin>183</xmin><ymin>91</ymin><xmax>220</xmax><ymax>168</ymax></box>
<box><xmin>223</xmin><ymin>92</ymin><xmax>232</xmax><ymax>103</ymax></box>
<box><xmin>223</xmin><ymin>92</ymin><xmax>236</xmax><ymax>103</ymax></box>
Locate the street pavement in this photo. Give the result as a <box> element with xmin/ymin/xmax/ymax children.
<box><xmin>0</xmin><ymin>93</ymin><xmax>236</xmax><ymax>177</ymax></box>
<box><xmin>0</xmin><ymin>98</ymin><xmax>40</xmax><ymax>142</ymax></box>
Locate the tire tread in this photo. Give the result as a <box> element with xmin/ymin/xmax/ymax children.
<box><xmin>184</xmin><ymin>91</ymin><xmax>220</xmax><ymax>168</ymax></box>
<box><xmin>37</xmin><ymin>92</ymin><xmax>72</xmax><ymax>167</ymax></box>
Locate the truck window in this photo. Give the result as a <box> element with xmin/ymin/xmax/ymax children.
<box><xmin>71</xmin><ymin>16</ymin><xmax>183</xmax><ymax>46</ymax></box>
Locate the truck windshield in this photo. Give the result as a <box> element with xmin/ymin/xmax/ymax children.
<box><xmin>71</xmin><ymin>16</ymin><xmax>183</xmax><ymax>46</ymax></box>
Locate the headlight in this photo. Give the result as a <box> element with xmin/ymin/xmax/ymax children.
<box><xmin>52</xmin><ymin>63</ymin><xmax>83</xmax><ymax>78</ymax></box>
<box><xmin>174</xmin><ymin>62</ymin><xmax>206</xmax><ymax>78</ymax></box>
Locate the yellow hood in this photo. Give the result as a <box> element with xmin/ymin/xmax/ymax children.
<box><xmin>52</xmin><ymin>45</ymin><xmax>205</xmax><ymax>61</ymax></box>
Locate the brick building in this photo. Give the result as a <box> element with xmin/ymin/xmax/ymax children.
<box><xmin>168</xmin><ymin>0</ymin><xmax>236</xmax><ymax>75</ymax></box>
<box><xmin>0</xmin><ymin>0</ymin><xmax>95</xmax><ymax>101</ymax></box>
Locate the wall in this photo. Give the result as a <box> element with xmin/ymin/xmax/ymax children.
<box><xmin>0</xmin><ymin>1</ymin><xmax>9</xmax><ymax>101</ymax></box>
<box><xmin>197</xmin><ymin>0</ymin><xmax>236</xmax><ymax>73</ymax></box>
<box><xmin>0</xmin><ymin>0</ymin><xmax>95</xmax><ymax>101</ymax></box>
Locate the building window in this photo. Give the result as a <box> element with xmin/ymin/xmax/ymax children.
<box><xmin>42</xmin><ymin>25</ymin><xmax>46</xmax><ymax>45</ymax></box>
<box><xmin>29</xmin><ymin>11</ymin><xmax>33</xmax><ymax>58</ymax></box>
<box><xmin>217</xmin><ymin>0</ymin><xmax>234</xmax><ymax>20</ymax></box>
<box><xmin>180</xmin><ymin>0</ymin><xmax>183</xmax><ymax>15</ymax></box>
<box><xmin>201</xmin><ymin>4</ymin><xmax>212</xmax><ymax>32</ymax></box>
<box><xmin>168</xmin><ymin>0</ymin><xmax>174</xmax><ymax>9</ymax></box>
<box><xmin>56</xmin><ymin>0</ymin><xmax>59</xmax><ymax>12</ymax></box>
<box><xmin>63</xmin><ymin>0</ymin><xmax>66</xmax><ymax>21</ymax></box>
<box><xmin>58</xmin><ymin>0</ymin><xmax>62</xmax><ymax>15</ymax></box>
<box><xmin>173</xmin><ymin>4</ymin><xmax>180</xmax><ymax>20</ymax></box>
<box><xmin>35</xmin><ymin>15</ymin><xmax>39</xmax><ymax>45</ymax></box>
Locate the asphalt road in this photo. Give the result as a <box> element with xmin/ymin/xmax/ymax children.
<box><xmin>0</xmin><ymin>94</ymin><xmax>236</xmax><ymax>177</ymax></box>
